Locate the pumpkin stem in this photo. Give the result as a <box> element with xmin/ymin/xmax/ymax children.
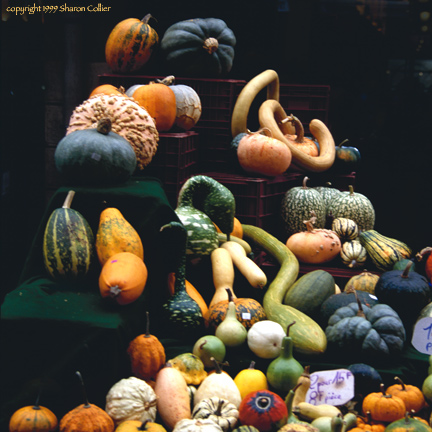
<box><xmin>401</xmin><ymin>261</ymin><xmax>414</xmax><ymax>278</ymax></box>
<box><xmin>379</xmin><ymin>382</ymin><xmax>392</xmax><ymax>398</ymax></box>
<box><xmin>302</xmin><ymin>176</ymin><xmax>310</xmax><ymax>189</ymax></box>
<box><xmin>337</xmin><ymin>139</ymin><xmax>350</xmax><ymax>148</ymax></box>
<box><xmin>210</xmin><ymin>357</ymin><xmax>223</xmax><ymax>374</ymax></box>
<box><xmin>215</xmin><ymin>398</ymin><xmax>225</xmax><ymax>416</ymax></box>
<box><xmin>348</xmin><ymin>185</ymin><xmax>355</xmax><ymax>195</ymax></box>
<box><xmin>76</xmin><ymin>371</ymin><xmax>91</xmax><ymax>408</ymax></box>
<box><xmin>416</xmin><ymin>247</ymin><xmax>432</xmax><ymax>262</ymax></box>
<box><xmin>62</xmin><ymin>190</ymin><xmax>76</xmax><ymax>209</ymax></box>
<box><xmin>138</xmin><ymin>419</ymin><xmax>151</xmax><ymax>431</ymax></box>
<box><xmin>226</xmin><ymin>288</ymin><xmax>234</xmax><ymax>303</ymax></box>
<box><xmin>288</xmin><ymin>114</ymin><xmax>305</xmax><ymax>143</ymax></box>
<box><xmin>141</xmin><ymin>13</ymin><xmax>156</xmax><ymax>25</ymax></box>
<box><xmin>203</xmin><ymin>37</ymin><xmax>219</xmax><ymax>54</ymax></box>
<box><xmin>286</xmin><ymin>321</ymin><xmax>296</xmax><ymax>337</ymax></box>
<box><xmin>303</xmin><ymin>211</ymin><xmax>317</xmax><ymax>232</ymax></box>
<box><xmin>157</xmin><ymin>75</ymin><xmax>176</xmax><ymax>86</ymax></box>
<box><xmin>353</xmin><ymin>290</ymin><xmax>366</xmax><ymax>318</ymax></box>
<box><xmin>248</xmin><ymin>360</ymin><xmax>256</xmax><ymax>370</ymax></box>
<box><xmin>96</xmin><ymin>118</ymin><xmax>112</xmax><ymax>135</ymax></box>
<box><xmin>394</xmin><ymin>376</ymin><xmax>406</xmax><ymax>391</ymax></box>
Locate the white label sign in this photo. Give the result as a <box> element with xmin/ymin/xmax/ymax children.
<box><xmin>412</xmin><ymin>317</ymin><xmax>432</xmax><ymax>354</ymax></box>
<box><xmin>306</xmin><ymin>369</ymin><xmax>354</xmax><ymax>406</ymax></box>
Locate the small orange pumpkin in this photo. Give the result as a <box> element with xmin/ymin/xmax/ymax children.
<box><xmin>362</xmin><ymin>383</ymin><xmax>406</xmax><ymax>423</ymax></box>
<box><xmin>286</xmin><ymin>212</ymin><xmax>342</xmax><ymax>264</ymax></box>
<box><xmin>9</xmin><ymin>399</ymin><xmax>58</xmax><ymax>432</ymax></box>
<box><xmin>127</xmin><ymin>312</ymin><xmax>166</xmax><ymax>381</ymax></box>
<box><xmin>354</xmin><ymin>411</ymin><xmax>386</xmax><ymax>432</ymax></box>
<box><xmin>386</xmin><ymin>376</ymin><xmax>426</xmax><ymax>414</ymax></box>
<box><xmin>132</xmin><ymin>81</ymin><xmax>177</xmax><ymax>132</ymax></box>
<box><xmin>89</xmin><ymin>84</ymin><xmax>124</xmax><ymax>98</ymax></box>
<box><xmin>114</xmin><ymin>419</ymin><xmax>167</xmax><ymax>432</ymax></box>
<box><xmin>99</xmin><ymin>252</ymin><xmax>148</xmax><ymax>305</ymax></box>
<box><xmin>105</xmin><ymin>14</ymin><xmax>159</xmax><ymax>73</ymax></box>
<box><xmin>282</xmin><ymin>114</ymin><xmax>319</xmax><ymax>156</ymax></box>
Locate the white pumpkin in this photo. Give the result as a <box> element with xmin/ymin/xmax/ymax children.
<box><xmin>173</xmin><ymin>418</ymin><xmax>223</xmax><ymax>432</ymax></box>
<box><xmin>105</xmin><ymin>376</ymin><xmax>157</xmax><ymax>425</ymax></box>
<box><xmin>192</xmin><ymin>397</ymin><xmax>239</xmax><ymax>432</ymax></box>
<box><xmin>169</xmin><ymin>83</ymin><xmax>202</xmax><ymax>131</ymax></box>
<box><xmin>247</xmin><ymin>320</ymin><xmax>286</xmax><ymax>359</ymax></box>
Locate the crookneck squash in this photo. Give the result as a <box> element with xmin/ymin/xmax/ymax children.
<box><xmin>160</xmin><ymin>18</ymin><xmax>236</xmax><ymax>76</ymax></box>
<box><xmin>43</xmin><ymin>190</ymin><xmax>94</xmax><ymax>281</ymax></box>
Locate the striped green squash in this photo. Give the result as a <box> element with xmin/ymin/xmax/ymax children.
<box><xmin>327</xmin><ymin>185</ymin><xmax>375</xmax><ymax>231</ymax></box>
<box><xmin>175</xmin><ymin>175</ymin><xmax>236</xmax><ymax>258</ymax></box>
<box><xmin>359</xmin><ymin>229</ymin><xmax>412</xmax><ymax>271</ymax></box>
<box><xmin>242</xmin><ymin>224</ymin><xmax>327</xmax><ymax>357</ymax></box>
<box><xmin>331</xmin><ymin>217</ymin><xmax>359</xmax><ymax>242</ymax></box>
<box><xmin>281</xmin><ymin>176</ymin><xmax>326</xmax><ymax>236</ymax></box>
<box><xmin>43</xmin><ymin>190</ymin><xmax>94</xmax><ymax>280</ymax></box>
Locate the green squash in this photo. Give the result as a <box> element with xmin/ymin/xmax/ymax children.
<box><xmin>325</xmin><ymin>297</ymin><xmax>406</xmax><ymax>359</ymax></box>
<box><xmin>332</xmin><ymin>139</ymin><xmax>361</xmax><ymax>174</ymax></box>
<box><xmin>347</xmin><ymin>363</ymin><xmax>382</xmax><ymax>397</ymax></box>
<box><xmin>54</xmin><ymin>118</ymin><xmax>137</xmax><ymax>186</ymax></box>
<box><xmin>281</xmin><ymin>176</ymin><xmax>326</xmax><ymax>237</ymax></box>
<box><xmin>314</xmin><ymin>183</ymin><xmax>342</xmax><ymax>222</ymax></box>
<box><xmin>43</xmin><ymin>190</ymin><xmax>94</xmax><ymax>280</ymax></box>
<box><xmin>384</xmin><ymin>412</ymin><xmax>432</xmax><ymax>432</ymax></box>
<box><xmin>175</xmin><ymin>175</ymin><xmax>236</xmax><ymax>258</ymax></box>
<box><xmin>327</xmin><ymin>185</ymin><xmax>375</xmax><ymax>232</ymax></box>
<box><xmin>160</xmin><ymin>18</ymin><xmax>236</xmax><ymax>77</ymax></box>
<box><xmin>374</xmin><ymin>261</ymin><xmax>431</xmax><ymax>329</ymax></box>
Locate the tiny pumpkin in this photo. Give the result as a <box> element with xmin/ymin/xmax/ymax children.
<box><xmin>353</xmin><ymin>411</ymin><xmax>386</xmax><ymax>432</ymax></box>
<box><xmin>192</xmin><ymin>397</ymin><xmax>239</xmax><ymax>432</ymax></box>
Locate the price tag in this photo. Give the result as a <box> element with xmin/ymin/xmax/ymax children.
<box><xmin>412</xmin><ymin>317</ymin><xmax>432</xmax><ymax>354</ymax></box>
<box><xmin>305</xmin><ymin>369</ymin><xmax>354</xmax><ymax>406</ymax></box>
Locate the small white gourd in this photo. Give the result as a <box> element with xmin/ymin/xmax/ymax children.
<box><xmin>105</xmin><ymin>376</ymin><xmax>157</xmax><ymax>425</ymax></box>
<box><xmin>215</xmin><ymin>289</ymin><xmax>247</xmax><ymax>348</ymax></box>
<box><xmin>173</xmin><ymin>418</ymin><xmax>223</xmax><ymax>432</ymax></box>
<box><xmin>247</xmin><ymin>320</ymin><xmax>286</xmax><ymax>359</ymax></box>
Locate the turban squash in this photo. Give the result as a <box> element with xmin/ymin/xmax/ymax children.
<box><xmin>160</xmin><ymin>18</ymin><xmax>236</xmax><ymax>76</ymax></box>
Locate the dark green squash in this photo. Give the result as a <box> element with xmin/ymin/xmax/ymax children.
<box><xmin>347</xmin><ymin>363</ymin><xmax>383</xmax><ymax>397</ymax></box>
<box><xmin>325</xmin><ymin>295</ymin><xmax>406</xmax><ymax>358</ymax></box>
<box><xmin>384</xmin><ymin>412</ymin><xmax>432</xmax><ymax>432</ymax></box>
<box><xmin>160</xmin><ymin>18</ymin><xmax>236</xmax><ymax>76</ymax></box>
<box><xmin>160</xmin><ymin>221</ymin><xmax>204</xmax><ymax>339</ymax></box>
<box><xmin>55</xmin><ymin>118</ymin><xmax>137</xmax><ymax>186</ymax></box>
<box><xmin>374</xmin><ymin>261</ymin><xmax>431</xmax><ymax>329</ymax></box>
<box><xmin>331</xmin><ymin>139</ymin><xmax>361</xmax><ymax>174</ymax></box>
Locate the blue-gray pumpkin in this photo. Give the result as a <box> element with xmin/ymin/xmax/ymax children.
<box><xmin>55</xmin><ymin>118</ymin><xmax>137</xmax><ymax>186</ymax></box>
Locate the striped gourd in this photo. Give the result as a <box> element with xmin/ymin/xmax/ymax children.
<box><xmin>43</xmin><ymin>190</ymin><xmax>94</xmax><ymax>280</ymax></box>
<box><xmin>359</xmin><ymin>229</ymin><xmax>412</xmax><ymax>271</ymax></box>
<box><xmin>176</xmin><ymin>175</ymin><xmax>236</xmax><ymax>258</ymax></box>
<box><xmin>332</xmin><ymin>217</ymin><xmax>359</xmax><ymax>242</ymax></box>
<box><xmin>242</xmin><ymin>224</ymin><xmax>327</xmax><ymax>356</ymax></box>
<box><xmin>281</xmin><ymin>176</ymin><xmax>326</xmax><ymax>236</ymax></box>
<box><xmin>327</xmin><ymin>185</ymin><xmax>375</xmax><ymax>231</ymax></box>
<box><xmin>340</xmin><ymin>240</ymin><xmax>367</xmax><ymax>268</ymax></box>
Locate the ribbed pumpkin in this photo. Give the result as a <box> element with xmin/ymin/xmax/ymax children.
<box><xmin>105</xmin><ymin>14</ymin><xmax>159</xmax><ymax>73</ymax></box>
<box><xmin>160</xmin><ymin>18</ymin><xmax>236</xmax><ymax>76</ymax></box>
<box><xmin>43</xmin><ymin>190</ymin><xmax>94</xmax><ymax>281</ymax></box>
<box><xmin>95</xmin><ymin>207</ymin><xmax>144</xmax><ymax>266</ymax></box>
<box><xmin>127</xmin><ymin>312</ymin><xmax>166</xmax><ymax>381</ymax></box>
<box><xmin>55</xmin><ymin>118</ymin><xmax>137</xmax><ymax>186</ymax></box>
<box><xmin>340</xmin><ymin>240</ymin><xmax>368</xmax><ymax>269</ymax></box>
<box><xmin>192</xmin><ymin>397</ymin><xmax>239</xmax><ymax>432</ymax></box>
<box><xmin>59</xmin><ymin>372</ymin><xmax>115</xmax><ymax>432</ymax></box>
<box><xmin>67</xmin><ymin>93</ymin><xmax>159</xmax><ymax>170</ymax></box>
<box><xmin>9</xmin><ymin>400</ymin><xmax>58</xmax><ymax>432</ymax></box>
<box><xmin>327</xmin><ymin>185</ymin><xmax>375</xmax><ymax>232</ymax></box>
<box><xmin>132</xmin><ymin>81</ymin><xmax>177</xmax><ymax>132</ymax></box>
<box><xmin>281</xmin><ymin>176</ymin><xmax>326</xmax><ymax>236</ymax></box>
<box><xmin>238</xmin><ymin>390</ymin><xmax>288</xmax><ymax>432</ymax></box>
<box><xmin>386</xmin><ymin>376</ymin><xmax>426</xmax><ymax>414</ymax></box>
<box><xmin>344</xmin><ymin>270</ymin><xmax>380</xmax><ymax>294</ymax></box>
<box><xmin>362</xmin><ymin>384</ymin><xmax>406</xmax><ymax>423</ymax></box>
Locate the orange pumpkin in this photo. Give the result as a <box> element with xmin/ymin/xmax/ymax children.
<box><xmin>9</xmin><ymin>403</ymin><xmax>58</xmax><ymax>432</ymax></box>
<box><xmin>416</xmin><ymin>247</ymin><xmax>432</xmax><ymax>282</ymax></box>
<box><xmin>214</xmin><ymin>217</ymin><xmax>244</xmax><ymax>239</ymax></box>
<box><xmin>105</xmin><ymin>14</ymin><xmax>159</xmax><ymax>73</ymax></box>
<box><xmin>354</xmin><ymin>411</ymin><xmax>387</xmax><ymax>432</ymax></box>
<box><xmin>89</xmin><ymin>84</ymin><xmax>124</xmax><ymax>98</ymax></box>
<box><xmin>127</xmin><ymin>312</ymin><xmax>166</xmax><ymax>381</ymax></box>
<box><xmin>386</xmin><ymin>377</ymin><xmax>426</xmax><ymax>414</ymax></box>
<box><xmin>114</xmin><ymin>419</ymin><xmax>167</xmax><ymax>432</ymax></box>
<box><xmin>282</xmin><ymin>114</ymin><xmax>319</xmax><ymax>156</ymax></box>
<box><xmin>286</xmin><ymin>212</ymin><xmax>341</xmax><ymax>264</ymax></box>
<box><xmin>132</xmin><ymin>82</ymin><xmax>177</xmax><ymax>132</ymax></box>
<box><xmin>99</xmin><ymin>252</ymin><xmax>148</xmax><ymax>305</ymax></box>
<box><xmin>362</xmin><ymin>384</ymin><xmax>406</xmax><ymax>423</ymax></box>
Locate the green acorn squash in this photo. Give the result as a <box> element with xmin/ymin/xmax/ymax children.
<box><xmin>160</xmin><ymin>18</ymin><xmax>236</xmax><ymax>77</ymax></box>
<box><xmin>55</xmin><ymin>118</ymin><xmax>137</xmax><ymax>186</ymax></box>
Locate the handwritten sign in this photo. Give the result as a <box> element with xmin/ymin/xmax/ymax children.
<box><xmin>305</xmin><ymin>369</ymin><xmax>354</xmax><ymax>406</ymax></box>
<box><xmin>412</xmin><ymin>317</ymin><xmax>432</xmax><ymax>354</ymax></box>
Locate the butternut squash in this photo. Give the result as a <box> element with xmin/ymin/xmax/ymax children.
<box><xmin>154</xmin><ymin>364</ymin><xmax>191</xmax><ymax>430</ymax></box>
<box><xmin>220</xmin><ymin>241</ymin><xmax>267</xmax><ymax>289</ymax></box>
<box><xmin>258</xmin><ymin>99</ymin><xmax>336</xmax><ymax>173</ymax></box>
<box><xmin>231</xmin><ymin>69</ymin><xmax>280</xmax><ymax>137</ymax></box>
<box><xmin>210</xmin><ymin>248</ymin><xmax>236</xmax><ymax>307</ymax></box>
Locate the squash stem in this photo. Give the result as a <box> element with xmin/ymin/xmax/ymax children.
<box><xmin>62</xmin><ymin>190</ymin><xmax>75</xmax><ymax>209</ymax></box>
<box><xmin>144</xmin><ymin>311</ymin><xmax>151</xmax><ymax>338</ymax></box>
<box><xmin>76</xmin><ymin>371</ymin><xmax>91</xmax><ymax>408</ymax></box>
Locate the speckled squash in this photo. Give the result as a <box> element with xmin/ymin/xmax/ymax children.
<box><xmin>344</xmin><ymin>270</ymin><xmax>380</xmax><ymax>294</ymax></box>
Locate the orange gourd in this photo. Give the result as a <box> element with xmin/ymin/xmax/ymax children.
<box><xmin>127</xmin><ymin>312</ymin><xmax>166</xmax><ymax>381</ymax></box>
<box><xmin>354</xmin><ymin>412</ymin><xmax>387</xmax><ymax>432</ymax></box>
<box><xmin>286</xmin><ymin>213</ymin><xmax>341</xmax><ymax>264</ymax></box>
<box><xmin>132</xmin><ymin>82</ymin><xmax>177</xmax><ymax>132</ymax></box>
<box><xmin>114</xmin><ymin>419</ymin><xmax>167</xmax><ymax>432</ymax></box>
<box><xmin>281</xmin><ymin>114</ymin><xmax>319</xmax><ymax>156</ymax></box>
<box><xmin>362</xmin><ymin>384</ymin><xmax>406</xmax><ymax>423</ymax></box>
<box><xmin>214</xmin><ymin>217</ymin><xmax>244</xmax><ymax>239</ymax></box>
<box><xmin>416</xmin><ymin>247</ymin><xmax>432</xmax><ymax>282</ymax></box>
<box><xmin>95</xmin><ymin>207</ymin><xmax>144</xmax><ymax>266</ymax></box>
<box><xmin>9</xmin><ymin>398</ymin><xmax>58</xmax><ymax>432</ymax></box>
<box><xmin>167</xmin><ymin>272</ymin><xmax>209</xmax><ymax>319</ymax></box>
<box><xmin>99</xmin><ymin>252</ymin><xmax>148</xmax><ymax>305</ymax></box>
<box><xmin>105</xmin><ymin>14</ymin><xmax>159</xmax><ymax>73</ymax></box>
<box><xmin>386</xmin><ymin>377</ymin><xmax>426</xmax><ymax>414</ymax></box>
<box><xmin>89</xmin><ymin>84</ymin><xmax>124</xmax><ymax>98</ymax></box>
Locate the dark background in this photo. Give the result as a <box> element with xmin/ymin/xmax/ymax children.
<box><xmin>1</xmin><ymin>0</ymin><xmax>431</xmax><ymax>302</ymax></box>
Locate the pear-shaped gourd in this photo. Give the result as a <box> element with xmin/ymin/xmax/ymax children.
<box><xmin>310</xmin><ymin>413</ymin><xmax>344</xmax><ymax>432</ymax></box>
<box><xmin>266</xmin><ymin>321</ymin><xmax>304</xmax><ymax>395</ymax></box>
<box><xmin>285</xmin><ymin>383</ymin><xmax>312</xmax><ymax>426</ymax></box>
<box><xmin>215</xmin><ymin>289</ymin><xmax>247</xmax><ymax>347</ymax></box>
<box><xmin>194</xmin><ymin>358</ymin><xmax>242</xmax><ymax>409</ymax></box>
